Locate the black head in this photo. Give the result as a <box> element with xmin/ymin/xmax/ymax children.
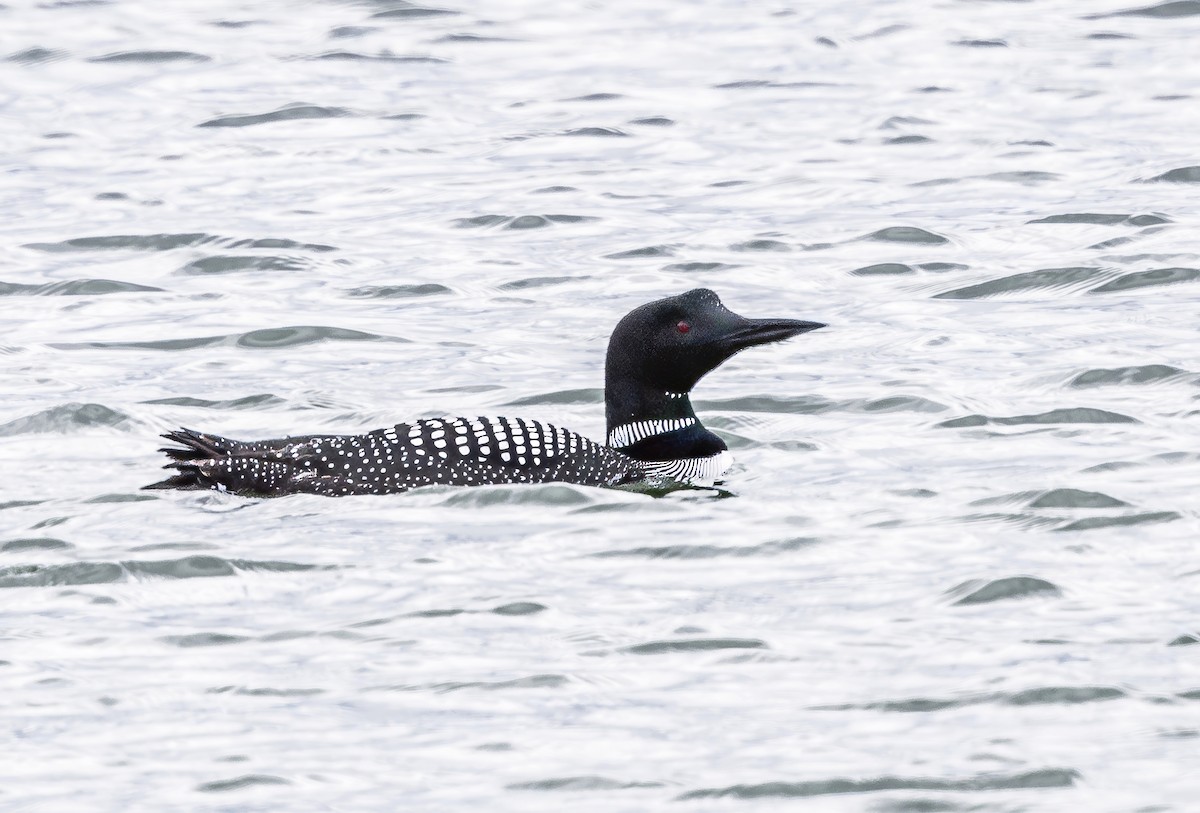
<box><xmin>606</xmin><ymin>288</ymin><xmax>824</xmax><ymax>394</ymax></box>
<box><xmin>604</xmin><ymin>288</ymin><xmax>825</xmax><ymax>434</ymax></box>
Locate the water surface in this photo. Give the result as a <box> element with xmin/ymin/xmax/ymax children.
<box><xmin>2</xmin><ymin>0</ymin><xmax>1198</xmax><ymax>810</ymax></box>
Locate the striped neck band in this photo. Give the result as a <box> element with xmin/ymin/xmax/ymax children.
<box><xmin>607</xmin><ymin>416</ymin><xmax>697</xmax><ymax>449</ymax></box>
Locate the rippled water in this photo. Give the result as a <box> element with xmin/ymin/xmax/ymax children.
<box><xmin>3</xmin><ymin>0</ymin><xmax>1199</xmax><ymax>809</ymax></box>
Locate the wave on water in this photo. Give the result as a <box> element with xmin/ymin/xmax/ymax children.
<box><xmin>198</xmin><ymin>103</ymin><xmax>353</xmax><ymax>128</ymax></box>
<box><xmin>89</xmin><ymin>50</ymin><xmax>211</xmax><ymax>63</ymax></box>
<box><xmin>947</xmin><ymin>576</ymin><xmax>1062</xmax><ymax>605</ymax></box>
<box><xmin>24</xmin><ymin>233</ymin><xmax>336</xmax><ymax>253</ymax></box>
<box><xmin>674</xmin><ymin>768</ymin><xmax>1080</xmax><ymax>799</ymax></box>
<box><xmin>0</xmin><ymin>279</ymin><xmax>163</xmax><ymax>296</ymax></box>
<box><xmin>934</xmin><ymin>267</ymin><xmax>1106</xmax><ymax>299</ymax></box>
<box><xmin>937</xmin><ymin>408</ymin><xmax>1138</xmax><ymax>427</ymax></box>
<box><xmin>0</xmin><ymin>555</ymin><xmax>330</xmax><ymax>589</ymax></box>
<box><xmin>51</xmin><ymin>325</ymin><xmax>406</xmax><ymax>351</ymax></box>
<box><xmin>0</xmin><ymin>403</ymin><xmax>134</xmax><ymax>436</ymax></box>
<box><xmin>453</xmin><ymin>214</ymin><xmax>600</xmax><ymax>229</ymax></box>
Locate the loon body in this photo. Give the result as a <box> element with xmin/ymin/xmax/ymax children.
<box><xmin>146</xmin><ymin>289</ymin><xmax>824</xmax><ymax>496</ymax></box>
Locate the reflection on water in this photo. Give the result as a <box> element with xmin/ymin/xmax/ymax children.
<box><xmin>2</xmin><ymin>0</ymin><xmax>1198</xmax><ymax>809</ymax></box>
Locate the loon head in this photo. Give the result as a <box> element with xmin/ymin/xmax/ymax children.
<box><xmin>604</xmin><ymin>288</ymin><xmax>824</xmax><ymax>460</ymax></box>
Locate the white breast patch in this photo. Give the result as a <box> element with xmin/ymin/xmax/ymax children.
<box><xmin>641</xmin><ymin>451</ymin><xmax>733</xmax><ymax>487</ymax></box>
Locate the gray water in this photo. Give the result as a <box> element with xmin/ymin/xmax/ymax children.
<box><xmin>2</xmin><ymin>0</ymin><xmax>1199</xmax><ymax>809</ymax></box>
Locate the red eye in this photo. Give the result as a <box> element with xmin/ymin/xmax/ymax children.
<box><xmin>676</xmin><ymin>320</ymin><xmax>691</xmax><ymax>334</ymax></box>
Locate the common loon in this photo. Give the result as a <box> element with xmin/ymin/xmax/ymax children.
<box><xmin>146</xmin><ymin>289</ymin><xmax>824</xmax><ymax>496</ymax></box>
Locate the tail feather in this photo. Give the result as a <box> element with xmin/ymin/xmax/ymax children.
<box><xmin>144</xmin><ymin>427</ymin><xmax>241</xmax><ymax>491</ymax></box>
<box><xmin>160</xmin><ymin>428</ymin><xmax>238</xmax><ymax>458</ymax></box>
<box><xmin>146</xmin><ymin>427</ymin><xmax>319</xmax><ymax>494</ymax></box>
<box><xmin>143</xmin><ymin>470</ymin><xmax>207</xmax><ymax>490</ymax></box>
<box><xmin>158</xmin><ymin>446</ymin><xmax>205</xmax><ymax>462</ymax></box>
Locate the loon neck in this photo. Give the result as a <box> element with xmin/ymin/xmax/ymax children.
<box><xmin>604</xmin><ymin>389</ymin><xmax>727</xmax><ymax>461</ymax></box>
